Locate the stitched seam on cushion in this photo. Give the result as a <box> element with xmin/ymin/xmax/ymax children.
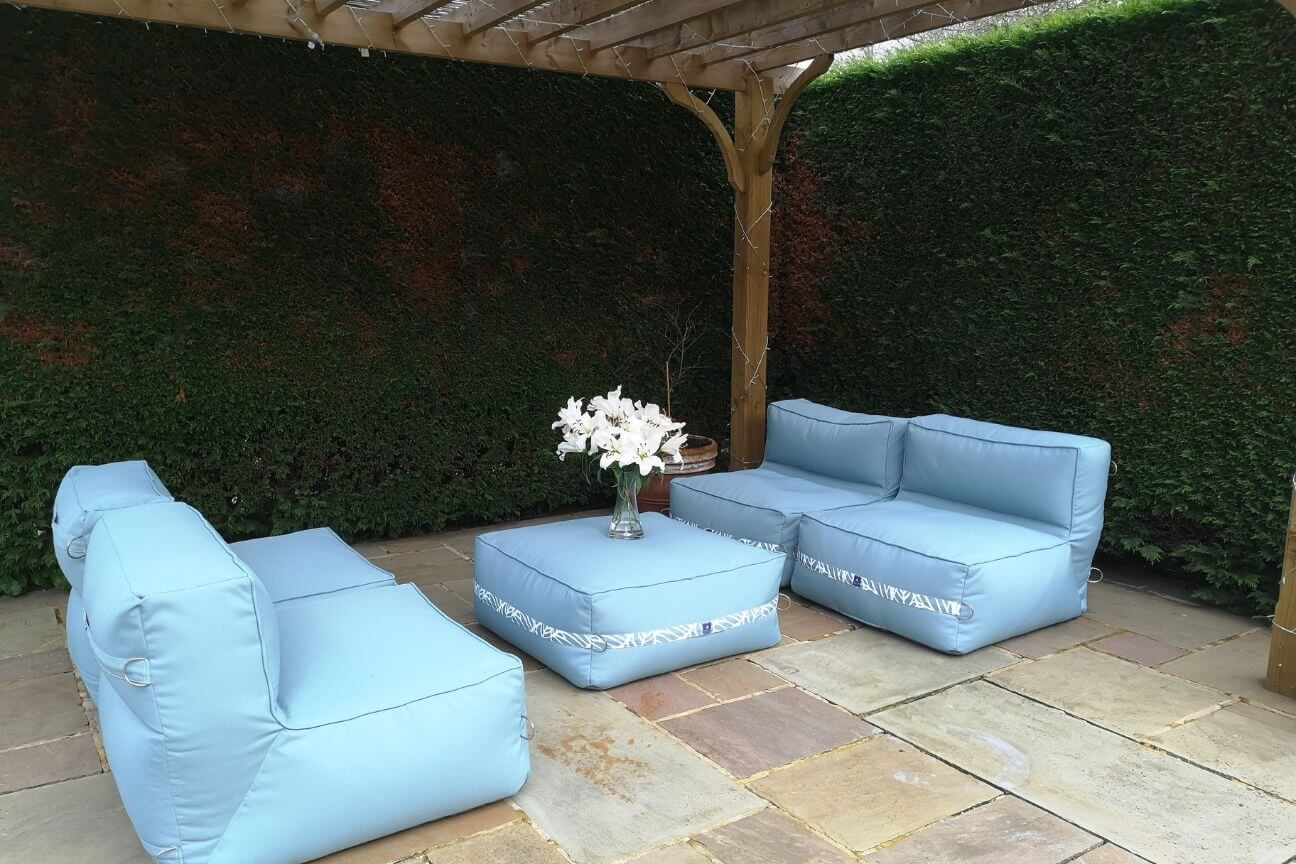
<box><xmin>801</xmin><ymin>514</ymin><xmax>1068</xmax><ymax>566</ymax></box>
<box><xmin>674</xmin><ymin>482</ymin><xmax>796</xmax><ymax>516</ymax></box>
<box><xmin>206</xmin><ymin>731</ymin><xmax>284</xmax><ymax>864</ymax></box>
<box><xmin>954</xmin><ymin>562</ymin><xmax>972</xmax><ymax>654</ymax></box>
<box><xmin>279</xmin><ymin>667</ymin><xmax>517</xmax><ymax>731</ymax></box>
<box><xmin>477</xmin><ymin>537</ymin><xmax>782</xmax><ymax>597</ymax></box>
<box><xmin>267</xmin><ymin>578</ymin><xmax>393</xmax><ymax>606</ymax></box>
<box><xmin>771</xmin><ymin>403</ymin><xmax>893</xmax><ymax>428</ymax></box>
<box><xmin>408</xmin><ymin>585</ymin><xmax>521</xmax><ymax>672</ymax></box>
<box><xmin>910</xmin><ymin>421</ymin><xmax>1099</xmax><ymax>453</ymax></box>
<box><xmin>136</xmin><ymin>599</ymin><xmax>186</xmax><ymax>856</ymax></box>
<box><xmin>324</xmin><ymin>528</ymin><xmax>397</xmax><ymax>581</ymax></box>
<box><xmin>676</xmin><ymin>479</ymin><xmax>877</xmax><ymax>516</ymax></box>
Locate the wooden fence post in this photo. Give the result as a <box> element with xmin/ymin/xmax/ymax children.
<box><xmin>1266</xmin><ymin>475</ymin><xmax>1296</xmax><ymax>696</ymax></box>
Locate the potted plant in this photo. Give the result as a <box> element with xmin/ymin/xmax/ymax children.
<box><xmin>634</xmin><ymin>299</ymin><xmax>719</xmax><ymax>515</ymax></box>
<box><xmin>553</xmin><ymin>387</ymin><xmax>688</xmax><ymax>539</ymax></box>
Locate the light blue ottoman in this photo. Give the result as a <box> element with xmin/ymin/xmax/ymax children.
<box><xmin>474</xmin><ymin>513</ymin><xmax>784</xmax><ymax>689</ymax></box>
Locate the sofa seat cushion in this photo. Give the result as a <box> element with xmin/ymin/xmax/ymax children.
<box><xmin>275</xmin><ymin>583</ymin><xmax>518</xmax><ymax>728</ymax></box>
<box><xmin>670</xmin><ymin>465</ymin><xmax>884</xmax><ymax>586</ymax></box>
<box><xmin>792</xmin><ymin>500</ymin><xmax>1078</xmax><ymax>654</ymax></box>
<box><xmin>473</xmin><ymin>513</ymin><xmax>783</xmax><ymax>689</ymax></box>
<box><xmin>231</xmin><ymin>527</ymin><xmax>395</xmax><ymax>605</ymax></box>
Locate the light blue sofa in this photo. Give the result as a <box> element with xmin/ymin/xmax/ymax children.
<box><xmin>793</xmin><ymin>413</ymin><xmax>1111</xmax><ymax>653</ymax></box>
<box><xmin>62</xmin><ymin>478</ymin><xmax>530</xmax><ymax>864</ymax></box>
<box><xmin>670</xmin><ymin>399</ymin><xmax>907</xmax><ymax>585</ymax></box>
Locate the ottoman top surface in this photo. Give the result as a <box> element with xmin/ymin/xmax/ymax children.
<box><xmin>477</xmin><ymin>513</ymin><xmax>783</xmax><ymax>595</ymax></box>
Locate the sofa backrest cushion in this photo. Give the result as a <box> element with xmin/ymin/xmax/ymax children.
<box><xmin>899</xmin><ymin>415</ymin><xmax>1111</xmax><ymax>565</ymax></box>
<box><xmin>764</xmin><ymin>400</ymin><xmax>907</xmax><ymax>494</ymax></box>
<box><xmin>52</xmin><ymin>460</ymin><xmax>173</xmax><ymax>593</ymax></box>
<box><xmin>82</xmin><ymin>502</ymin><xmax>281</xmax><ymax>857</ymax></box>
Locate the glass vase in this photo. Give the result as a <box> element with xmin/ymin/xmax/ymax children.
<box><xmin>609</xmin><ymin>469</ymin><xmax>645</xmax><ymax>540</ymax></box>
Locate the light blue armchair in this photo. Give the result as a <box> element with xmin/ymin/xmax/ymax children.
<box><xmin>73</xmin><ymin>497</ymin><xmax>529</xmax><ymax>864</ymax></box>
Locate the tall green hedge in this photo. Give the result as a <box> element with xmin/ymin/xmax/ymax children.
<box><xmin>0</xmin><ymin>11</ymin><xmax>735</xmax><ymax>594</ymax></box>
<box><xmin>2</xmin><ymin>0</ymin><xmax>1292</xmax><ymax>616</ymax></box>
<box><xmin>769</xmin><ymin>0</ymin><xmax>1295</xmax><ymax>614</ymax></box>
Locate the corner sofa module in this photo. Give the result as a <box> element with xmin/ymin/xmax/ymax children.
<box><xmin>81</xmin><ymin>501</ymin><xmax>530</xmax><ymax>864</ymax></box>
<box><xmin>670</xmin><ymin>399</ymin><xmax>907</xmax><ymax>586</ymax></box>
<box><xmin>792</xmin><ymin>414</ymin><xmax>1111</xmax><ymax>654</ymax></box>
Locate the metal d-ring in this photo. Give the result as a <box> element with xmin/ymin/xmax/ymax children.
<box><xmin>956</xmin><ymin>603</ymin><xmax>975</xmax><ymax>622</ymax></box>
<box><xmin>1089</xmin><ymin>567</ymin><xmax>1104</xmax><ymax>584</ymax></box>
<box><xmin>1109</xmin><ymin>460</ymin><xmax>1119</xmax><ymax>477</ymax></box>
<box><xmin>520</xmin><ymin>715</ymin><xmax>536</xmax><ymax>740</ymax></box>
<box><xmin>777</xmin><ymin>593</ymin><xmax>793</xmax><ymax>611</ymax></box>
<box><xmin>588</xmin><ymin>635</ymin><xmax>608</xmax><ymax>654</ymax></box>
<box><xmin>153</xmin><ymin>846</ymin><xmax>181</xmax><ymax>862</ymax></box>
<box><xmin>122</xmin><ymin>657</ymin><xmax>150</xmax><ymax>688</ymax></box>
<box><xmin>66</xmin><ymin>535</ymin><xmax>87</xmax><ymax>560</ymax></box>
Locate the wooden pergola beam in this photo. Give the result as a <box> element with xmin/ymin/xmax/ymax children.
<box><xmin>747</xmin><ymin>0</ymin><xmax>1041</xmax><ymax>69</ymax></box>
<box><xmin>642</xmin><ymin>0</ymin><xmax>848</xmax><ymax>61</ymax></box>
<box><xmin>522</xmin><ymin>0</ymin><xmax>642</xmax><ymax>45</ymax></box>
<box><xmin>380</xmin><ymin>0</ymin><xmax>454</xmax><ymax>30</ymax></box>
<box><xmin>448</xmin><ymin>0</ymin><xmax>548</xmax><ymax>37</ymax></box>
<box><xmin>16</xmin><ymin>0</ymin><xmax>753</xmax><ymax>90</ymax></box>
<box><xmin>692</xmin><ymin>0</ymin><xmax>936</xmax><ymax>65</ymax></box>
<box><xmin>581</xmin><ymin>0</ymin><xmax>750</xmax><ymax>53</ymax></box>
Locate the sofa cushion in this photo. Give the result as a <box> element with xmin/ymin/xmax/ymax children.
<box><xmin>53</xmin><ymin>460</ymin><xmax>173</xmax><ymax>593</ymax></box>
<box><xmin>474</xmin><ymin>513</ymin><xmax>783</xmax><ymax>689</ymax></box>
<box><xmin>765</xmin><ymin>399</ymin><xmax>907</xmax><ymax>492</ymax></box>
<box><xmin>900</xmin><ymin>414</ymin><xmax>1111</xmax><ymax>594</ymax></box>
<box><xmin>231</xmin><ymin>527</ymin><xmax>395</xmax><ymax>605</ymax></box>
<box><xmin>670</xmin><ymin>464</ymin><xmax>884</xmax><ymax>586</ymax></box>
<box><xmin>274</xmin><ymin>583</ymin><xmax>518</xmax><ymax>728</ymax></box>
<box><xmin>792</xmin><ymin>500</ymin><xmax>1076</xmax><ymax>653</ymax></box>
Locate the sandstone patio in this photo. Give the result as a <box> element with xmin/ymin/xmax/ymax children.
<box><xmin>2</xmin><ymin>511</ymin><xmax>1293</xmax><ymax>864</ymax></box>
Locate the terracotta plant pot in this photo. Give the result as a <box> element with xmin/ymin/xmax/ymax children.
<box><xmin>639</xmin><ymin>435</ymin><xmax>719</xmax><ymax>516</ymax></box>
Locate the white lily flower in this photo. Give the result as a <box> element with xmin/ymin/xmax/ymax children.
<box><xmin>589</xmin><ymin>386</ymin><xmax>624</xmax><ymax>418</ymax></box>
<box><xmin>661</xmin><ymin>432</ymin><xmax>687</xmax><ymax>464</ymax></box>
<box><xmin>598</xmin><ymin>433</ymin><xmax>631</xmax><ymax>470</ymax></box>
<box><xmin>552</xmin><ymin>396</ymin><xmax>585</xmax><ymax>431</ymax></box>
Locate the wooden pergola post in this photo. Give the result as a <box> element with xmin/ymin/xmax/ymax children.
<box><xmin>666</xmin><ymin>59</ymin><xmax>830</xmax><ymax>470</ymax></box>
<box><xmin>1266</xmin><ymin>475</ymin><xmax>1296</xmax><ymax>696</ymax></box>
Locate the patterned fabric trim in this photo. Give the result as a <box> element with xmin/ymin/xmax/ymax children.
<box><xmin>474</xmin><ymin>584</ymin><xmax>779</xmax><ymax>651</ymax></box>
<box><xmin>796</xmin><ymin>551</ymin><xmax>973</xmax><ymax>620</ymax></box>
<box><xmin>671</xmin><ymin>517</ymin><xmax>787</xmax><ymax>555</ymax></box>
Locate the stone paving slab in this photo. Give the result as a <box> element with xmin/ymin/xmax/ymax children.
<box><xmin>777</xmin><ymin>602</ymin><xmax>854</xmax><ymax>641</ymax></box>
<box><xmin>416</xmin><ymin>583</ymin><xmax>475</xmax><ymax>624</ymax></box>
<box><xmin>1089</xmin><ymin>632</ymin><xmax>1187</xmax><ymax>667</ymax></box>
<box><xmin>989</xmin><ymin>648</ymin><xmax>1229</xmax><ymax>738</ymax></box>
<box><xmin>629</xmin><ymin>843</ymin><xmax>713</xmax><ymax>864</ymax></box>
<box><xmin>750</xmin><ymin>735</ymin><xmax>997</xmax><ymax>853</ymax></box>
<box><xmin>1074</xmin><ymin>844</ymin><xmax>1151</xmax><ymax>863</ymax></box>
<box><xmin>755</xmin><ymin>628</ymin><xmax>1016</xmax><ymax>714</ymax></box>
<box><xmin>517</xmin><ymin>671</ymin><xmax>762</xmax><ymax>864</ymax></box>
<box><xmin>1162</xmin><ymin>630</ymin><xmax>1296</xmax><ymax>715</ymax></box>
<box><xmin>661</xmin><ymin>687</ymin><xmax>876</xmax><ymax>778</ymax></box>
<box><xmin>426</xmin><ymin>820</ymin><xmax>569</xmax><ymax>864</ymax></box>
<box><xmin>996</xmin><ymin>617</ymin><xmax>1116</xmax><ymax>660</ymax></box>
<box><xmin>310</xmin><ymin>801</ymin><xmax>519</xmax><ymax>863</ymax></box>
<box><xmin>864</xmin><ymin>795</ymin><xmax>1098</xmax><ymax>864</ymax></box>
<box><xmin>694</xmin><ymin>808</ymin><xmax>855</xmax><ymax>864</ymax></box>
<box><xmin>680</xmin><ymin>659</ymin><xmax>788</xmax><ymax>701</ymax></box>
<box><xmin>0</xmin><ymin>734</ymin><xmax>101</xmax><ymax>794</ymax></box>
<box><xmin>1084</xmin><ymin>583</ymin><xmax>1253</xmax><ymax>650</ymax></box>
<box><xmin>386</xmin><ymin>547</ymin><xmax>476</xmax><ymax>583</ymax></box>
<box><xmin>0</xmin><ymin>607</ymin><xmax>63</xmax><ymax>660</ymax></box>
<box><xmin>608</xmin><ymin>674</ymin><xmax>716</xmax><ymax>721</ymax></box>
<box><xmin>1145</xmin><ymin>702</ymin><xmax>1296</xmax><ymax>803</ymax></box>
<box><xmin>0</xmin><ymin>673</ymin><xmax>88</xmax><ymax>748</ymax></box>
<box><xmin>0</xmin><ymin>772</ymin><xmax>148</xmax><ymax>863</ymax></box>
<box><xmin>0</xmin><ymin>648</ymin><xmax>72</xmax><ymax>684</ymax></box>
<box><xmin>872</xmin><ymin>681</ymin><xmax>1296</xmax><ymax>864</ymax></box>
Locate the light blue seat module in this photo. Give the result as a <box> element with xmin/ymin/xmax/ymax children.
<box><xmin>82</xmin><ymin>502</ymin><xmax>530</xmax><ymax>864</ymax></box>
<box><xmin>474</xmin><ymin>513</ymin><xmax>783</xmax><ymax>689</ymax></box>
<box><xmin>231</xmin><ymin>527</ymin><xmax>394</xmax><ymax>604</ymax></box>
<box><xmin>792</xmin><ymin>414</ymin><xmax>1111</xmax><ymax>654</ymax></box>
<box><xmin>671</xmin><ymin>399</ymin><xmax>907</xmax><ymax>585</ymax></box>
<box><xmin>52</xmin><ymin>461</ymin><xmax>173</xmax><ymax>703</ymax></box>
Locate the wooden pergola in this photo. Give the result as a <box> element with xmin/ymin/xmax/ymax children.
<box><xmin>18</xmin><ymin>0</ymin><xmax>1296</xmax><ymax>692</ymax></box>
